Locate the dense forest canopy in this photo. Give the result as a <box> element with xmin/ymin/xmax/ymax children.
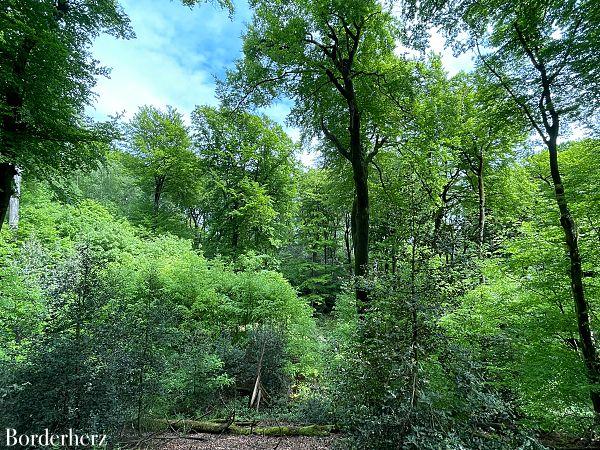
<box><xmin>0</xmin><ymin>0</ymin><xmax>599</xmax><ymax>449</ymax></box>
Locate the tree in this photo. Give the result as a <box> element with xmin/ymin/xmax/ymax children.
<box><xmin>225</xmin><ymin>0</ymin><xmax>415</xmax><ymax>310</ymax></box>
<box><xmin>443</xmin><ymin>139</ymin><xmax>600</xmax><ymax>430</ymax></box>
<box><xmin>281</xmin><ymin>167</ymin><xmax>350</xmax><ymax>312</ymax></box>
<box><xmin>126</xmin><ymin>105</ymin><xmax>197</xmax><ymax>231</ymax></box>
<box><xmin>412</xmin><ymin>0</ymin><xmax>600</xmax><ymax>414</ymax></box>
<box><xmin>191</xmin><ymin>106</ymin><xmax>296</xmax><ymax>257</ymax></box>
<box><xmin>0</xmin><ymin>0</ymin><xmax>133</xmax><ymax>230</ymax></box>
<box><xmin>443</xmin><ymin>73</ymin><xmax>526</xmax><ymax>257</ymax></box>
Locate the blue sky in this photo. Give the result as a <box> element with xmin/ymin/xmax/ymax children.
<box><xmin>90</xmin><ymin>0</ymin><xmax>252</xmax><ymax>120</ymax></box>
<box><xmin>89</xmin><ymin>0</ymin><xmax>475</xmax><ymax>164</ymax></box>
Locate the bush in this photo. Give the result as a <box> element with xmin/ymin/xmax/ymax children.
<box><xmin>216</xmin><ymin>327</ymin><xmax>290</xmax><ymax>404</ymax></box>
<box><xmin>0</xmin><ymin>186</ymin><xmax>321</xmax><ymax>438</ymax></box>
<box><xmin>327</xmin><ymin>275</ymin><xmax>543</xmax><ymax>450</ymax></box>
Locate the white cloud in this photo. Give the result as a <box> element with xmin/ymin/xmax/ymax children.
<box><xmin>88</xmin><ymin>0</ymin><xmax>249</xmax><ymax>121</ymax></box>
<box><xmin>394</xmin><ymin>27</ymin><xmax>475</xmax><ymax>77</ymax></box>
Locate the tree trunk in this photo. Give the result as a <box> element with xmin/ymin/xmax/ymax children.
<box><xmin>8</xmin><ymin>169</ymin><xmax>21</xmax><ymax>230</ymax></box>
<box><xmin>352</xmin><ymin>157</ymin><xmax>370</xmax><ymax>313</ymax></box>
<box><xmin>0</xmin><ymin>163</ymin><xmax>16</xmax><ymax>231</ymax></box>
<box><xmin>1</xmin><ymin>37</ymin><xmax>36</xmax><ymax>233</ymax></box>
<box><xmin>476</xmin><ymin>150</ymin><xmax>485</xmax><ymax>258</ymax></box>
<box><xmin>154</xmin><ymin>419</ymin><xmax>334</xmax><ymax>437</ymax></box>
<box><xmin>502</xmin><ymin>27</ymin><xmax>600</xmax><ymax>413</ymax></box>
<box><xmin>347</xmin><ymin>92</ymin><xmax>370</xmax><ymax>312</ymax></box>
<box><xmin>548</xmin><ymin>135</ymin><xmax>600</xmax><ymax>414</ymax></box>
<box><xmin>318</xmin><ymin>25</ymin><xmax>371</xmax><ymax>312</ymax></box>
<box><xmin>344</xmin><ymin>212</ymin><xmax>352</xmax><ymax>268</ymax></box>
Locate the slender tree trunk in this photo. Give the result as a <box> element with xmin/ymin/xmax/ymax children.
<box><xmin>540</xmin><ymin>62</ymin><xmax>600</xmax><ymax>413</ymax></box>
<box><xmin>503</xmin><ymin>27</ymin><xmax>600</xmax><ymax>413</ymax></box>
<box><xmin>332</xmin><ymin>227</ymin><xmax>337</xmax><ymax>262</ymax></box>
<box><xmin>0</xmin><ymin>163</ymin><xmax>16</xmax><ymax>230</ymax></box>
<box><xmin>344</xmin><ymin>212</ymin><xmax>352</xmax><ymax>268</ymax></box>
<box><xmin>432</xmin><ymin>170</ymin><xmax>459</xmax><ymax>257</ymax></box>
<box><xmin>323</xmin><ymin>229</ymin><xmax>328</xmax><ymax>264</ymax></box>
<box><xmin>432</xmin><ymin>207</ymin><xmax>444</xmax><ymax>255</ymax></box>
<box><xmin>408</xmin><ymin>173</ymin><xmax>419</xmax><ymax>408</ymax></box>
<box><xmin>189</xmin><ymin>209</ymin><xmax>201</xmax><ymax>249</ymax></box>
<box><xmin>8</xmin><ymin>169</ymin><xmax>21</xmax><ymax>230</ymax></box>
<box><xmin>548</xmin><ymin>135</ymin><xmax>600</xmax><ymax>413</ymax></box>
<box><xmin>476</xmin><ymin>150</ymin><xmax>485</xmax><ymax>258</ymax></box>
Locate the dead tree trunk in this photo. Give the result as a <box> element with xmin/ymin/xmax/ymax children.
<box><xmin>0</xmin><ymin>164</ymin><xmax>16</xmax><ymax>230</ymax></box>
<box><xmin>8</xmin><ymin>169</ymin><xmax>21</xmax><ymax>230</ymax></box>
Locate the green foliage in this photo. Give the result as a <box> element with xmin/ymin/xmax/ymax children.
<box><xmin>441</xmin><ymin>139</ymin><xmax>600</xmax><ymax>432</ymax></box>
<box><xmin>414</xmin><ymin>0</ymin><xmax>600</xmax><ymax>128</ymax></box>
<box><xmin>2</xmin><ymin>0</ymin><xmax>599</xmax><ymax>444</ymax></box>
<box><xmin>191</xmin><ymin>106</ymin><xmax>297</xmax><ymax>257</ymax></box>
<box><xmin>0</xmin><ymin>182</ymin><xmax>319</xmax><ymax>438</ymax></box>
<box><xmin>281</xmin><ymin>168</ymin><xmax>350</xmax><ymax>313</ymax></box>
<box><xmin>0</xmin><ymin>0</ymin><xmax>132</xmax><ymax>177</ymax></box>
<box><xmin>329</xmin><ymin>276</ymin><xmax>543</xmax><ymax>449</ymax></box>
<box><xmin>125</xmin><ymin>105</ymin><xmax>199</xmax><ymax>231</ymax></box>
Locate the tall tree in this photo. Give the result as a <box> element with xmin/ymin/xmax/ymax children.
<box><xmin>0</xmin><ymin>0</ymin><xmax>133</xmax><ymax>230</ymax></box>
<box><xmin>281</xmin><ymin>167</ymin><xmax>350</xmax><ymax>312</ymax></box>
<box><xmin>444</xmin><ymin>73</ymin><xmax>526</xmax><ymax>257</ymax></box>
<box><xmin>225</xmin><ymin>0</ymin><xmax>414</xmax><ymax>310</ymax></box>
<box><xmin>126</xmin><ymin>105</ymin><xmax>197</xmax><ymax>231</ymax></box>
<box><xmin>191</xmin><ymin>106</ymin><xmax>297</xmax><ymax>257</ymax></box>
<box><xmin>412</xmin><ymin>0</ymin><xmax>600</xmax><ymax>414</ymax></box>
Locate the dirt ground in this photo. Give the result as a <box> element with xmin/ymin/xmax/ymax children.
<box><xmin>149</xmin><ymin>433</ymin><xmax>338</xmax><ymax>450</ymax></box>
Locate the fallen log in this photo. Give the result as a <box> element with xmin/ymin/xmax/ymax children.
<box><xmin>154</xmin><ymin>419</ymin><xmax>335</xmax><ymax>437</ymax></box>
<box><xmin>213</xmin><ymin>419</ymin><xmax>257</xmax><ymax>427</ymax></box>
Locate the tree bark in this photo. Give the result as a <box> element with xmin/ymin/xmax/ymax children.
<box><xmin>548</xmin><ymin>135</ymin><xmax>600</xmax><ymax>413</ymax></box>
<box><xmin>344</xmin><ymin>212</ymin><xmax>352</xmax><ymax>268</ymax></box>
<box><xmin>1</xmin><ymin>33</ymin><xmax>36</xmax><ymax>232</ymax></box>
<box><xmin>351</xmin><ymin>152</ymin><xmax>370</xmax><ymax>313</ymax></box>
<box><xmin>476</xmin><ymin>150</ymin><xmax>485</xmax><ymax>257</ymax></box>
<box><xmin>0</xmin><ymin>163</ymin><xmax>16</xmax><ymax>230</ymax></box>
<box><xmin>8</xmin><ymin>169</ymin><xmax>21</xmax><ymax>230</ymax></box>
<box><xmin>316</xmin><ymin>19</ymin><xmax>372</xmax><ymax>312</ymax></box>
<box><xmin>534</xmin><ymin>46</ymin><xmax>600</xmax><ymax>414</ymax></box>
<box><xmin>484</xmin><ymin>24</ymin><xmax>600</xmax><ymax>412</ymax></box>
<box><xmin>539</xmin><ymin>63</ymin><xmax>600</xmax><ymax>414</ymax></box>
<box><xmin>152</xmin><ymin>175</ymin><xmax>165</xmax><ymax>231</ymax></box>
<box><xmin>346</xmin><ymin>71</ymin><xmax>369</xmax><ymax>312</ymax></box>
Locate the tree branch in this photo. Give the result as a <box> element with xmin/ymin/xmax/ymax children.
<box><xmin>367</xmin><ymin>135</ymin><xmax>387</xmax><ymax>163</ymax></box>
<box><xmin>475</xmin><ymin>41</ymin><xmax>548</xmax><ymax>145</ymax></box>
<box><xmin>320</xmin><ymin>117</ymin><xmax>350</xmax><ymax>160</ymax></box>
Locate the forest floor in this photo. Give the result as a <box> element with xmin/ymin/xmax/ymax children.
<box><xmin>146</xmin><ymin>432</ymin><xmax>337</xmax><ymax>449</ymax></box>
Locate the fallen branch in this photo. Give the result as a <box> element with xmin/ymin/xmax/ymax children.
<box><xmin>153</xmin><ymin>436</ymin><xmax>207</xmax><ymax>442</ymax></box>
<box><xmin>153</xmin><ymin>419</ymin><xmax>335</xmax><ymax>437</ymax></box>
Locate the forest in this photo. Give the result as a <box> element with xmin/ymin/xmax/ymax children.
<box><xmin>0</xmin><ymin>0</ymin><xmax>599</xmax><ymax>448</ymax></box>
